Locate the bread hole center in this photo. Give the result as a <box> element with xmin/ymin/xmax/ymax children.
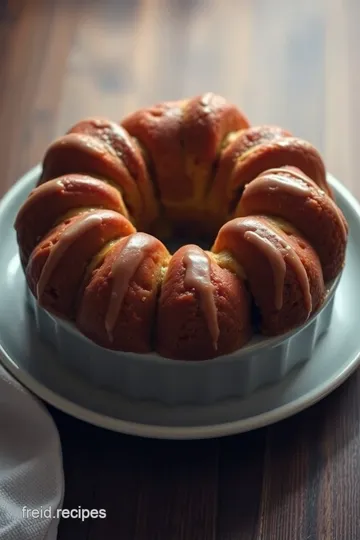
<box><xmin>163</xmin><ymin>233</ymin><xmax>213</xmax><ymax>253</ymax></box>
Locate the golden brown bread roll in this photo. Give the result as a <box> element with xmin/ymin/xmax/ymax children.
<box><xmin>77</xmin><ymin>232</ymin><xmax>170</xmax><ymax>353</ymax></box>
<box><xmin>212</xmin><ymin>216</ymin><xmax>325</xmax><ymax>335</ymax></box>
<box><xmin>15</xmin><ymin>174</ymin><xmax>129</xmax><ymax>267</ymax></box>
<box><xmin>156</xmin><ymin>244</ymin><xmax>252</xmax><ymax>360</ymax></box>
<box><xmin>235</xmin><ymin>166</ymin><xmax>348</xmax><ymax>280</ymax></box>
<box><xmin>26</xmin><ymin>210</ymin><xmax>135</xmax><ymax>319</ymax></box>
<box><xmin>66</xmin><ymin>118</ymin><xmax>159</xmax><ymax>230</ymax></box>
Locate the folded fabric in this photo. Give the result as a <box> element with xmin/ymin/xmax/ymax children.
<box><xmin>0</xmin><ymin>364</ymin><xmax>64</xmax><ymax>540</ymax></box>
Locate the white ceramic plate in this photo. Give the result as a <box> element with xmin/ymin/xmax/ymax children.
<box><xmin>0</xmin><ymin>167</ymin><xmax>359</xmax><ymax>439</ymax></box>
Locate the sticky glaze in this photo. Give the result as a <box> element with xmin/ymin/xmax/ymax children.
<box><xmin>222</xmin><ymin>219</ymin><xmax>312</xmax><ymax>314</ymax></box>
<box><xmin>183</xmin><ymin>246</ymin><xmax>219</xmax><ymax>349</ymax></box>
<box><xmin>105</xmin><ymin>233</ymin><xmax>159</xmax><ymax>341</ymax></box>
<box><xmin>279</xmin><ymin>237</ymin><xmax>312</xmax><ymax>314</ymax></box>
<box><xmin>257</xmin><ymin>167</ymin><xmax>312</xmax><ymax>184</ymax></box>
<box><xmin>199</xmin><ymin>93</ymin><xmax>214</xmax><ymax>115</ymax></box>
<box><xmin>36</xmin><ymin>211</ymin><xmax>109</xmax><ymax>301</ymax></box>
<box><xmin>245</xmin><ymin>174</ymin><xmax>312</xmax><ymax>197</ymax></box>
<box><xmin>15</xmin><ymin>178</ymin><xmax>65</xmax><ymax>226</ymax></box>
<box><xmin>243</xmin><ymin>226</ymin><xmax>312</xmax><ymax>313</ymax></box>
<box><xmin>244</xmin><ymin>231</ymin><xmax>286</xmax><ymax>310</ymax></box>
<box><xmin>245</xmin><ymin>169</ymin><xmax>348</xmax><ymax>241</ymax></box>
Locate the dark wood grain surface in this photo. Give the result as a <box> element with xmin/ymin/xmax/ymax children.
<box><xmin>1</xmin><ymin>1</ymin><xmax>360</xmax><ymax>538</ymax></box>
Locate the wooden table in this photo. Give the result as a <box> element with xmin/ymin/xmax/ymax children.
<box><xmin>1</xmin><ymin>1</ymin><xmax>359</xmax><ymax>538</ymax></box>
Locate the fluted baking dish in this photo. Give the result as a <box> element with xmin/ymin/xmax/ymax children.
<box><xmin>27</xmin><ymin>275</ymin><xmax>339</xmax><ymax>405</ymax></box>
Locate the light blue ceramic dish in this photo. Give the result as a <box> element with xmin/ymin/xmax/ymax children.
<box><xmin>26</xmin><ymin>282</ymin><xmax>338</xmax><ymax>405</ymax></box>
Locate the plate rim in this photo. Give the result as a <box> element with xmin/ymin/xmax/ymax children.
<box><xmin>1</xmin><ymin>167</ymin><xmax>360</xmax><ymax>439</ymax></box>
<box><xmin>1</xmin><ymin>344</ymin><xmax>360</xmax><ymax>439</ymax></box>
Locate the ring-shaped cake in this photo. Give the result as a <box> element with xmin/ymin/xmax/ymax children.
<box><xmin>14</xmin><ymin>93</ymin><xmax>348</xmax><ymax>361</ymax></box>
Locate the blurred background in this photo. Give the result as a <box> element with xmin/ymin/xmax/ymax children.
<box><xmin>0</xmin><ymin>0</ymin><xmax>357</xmax><ymax>196</ymax></box>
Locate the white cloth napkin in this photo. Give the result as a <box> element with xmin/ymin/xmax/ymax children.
<box><xmin>0</xmin><ymin>364</ymin><xmax>64</xmax><ymax>540</ymax></box>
